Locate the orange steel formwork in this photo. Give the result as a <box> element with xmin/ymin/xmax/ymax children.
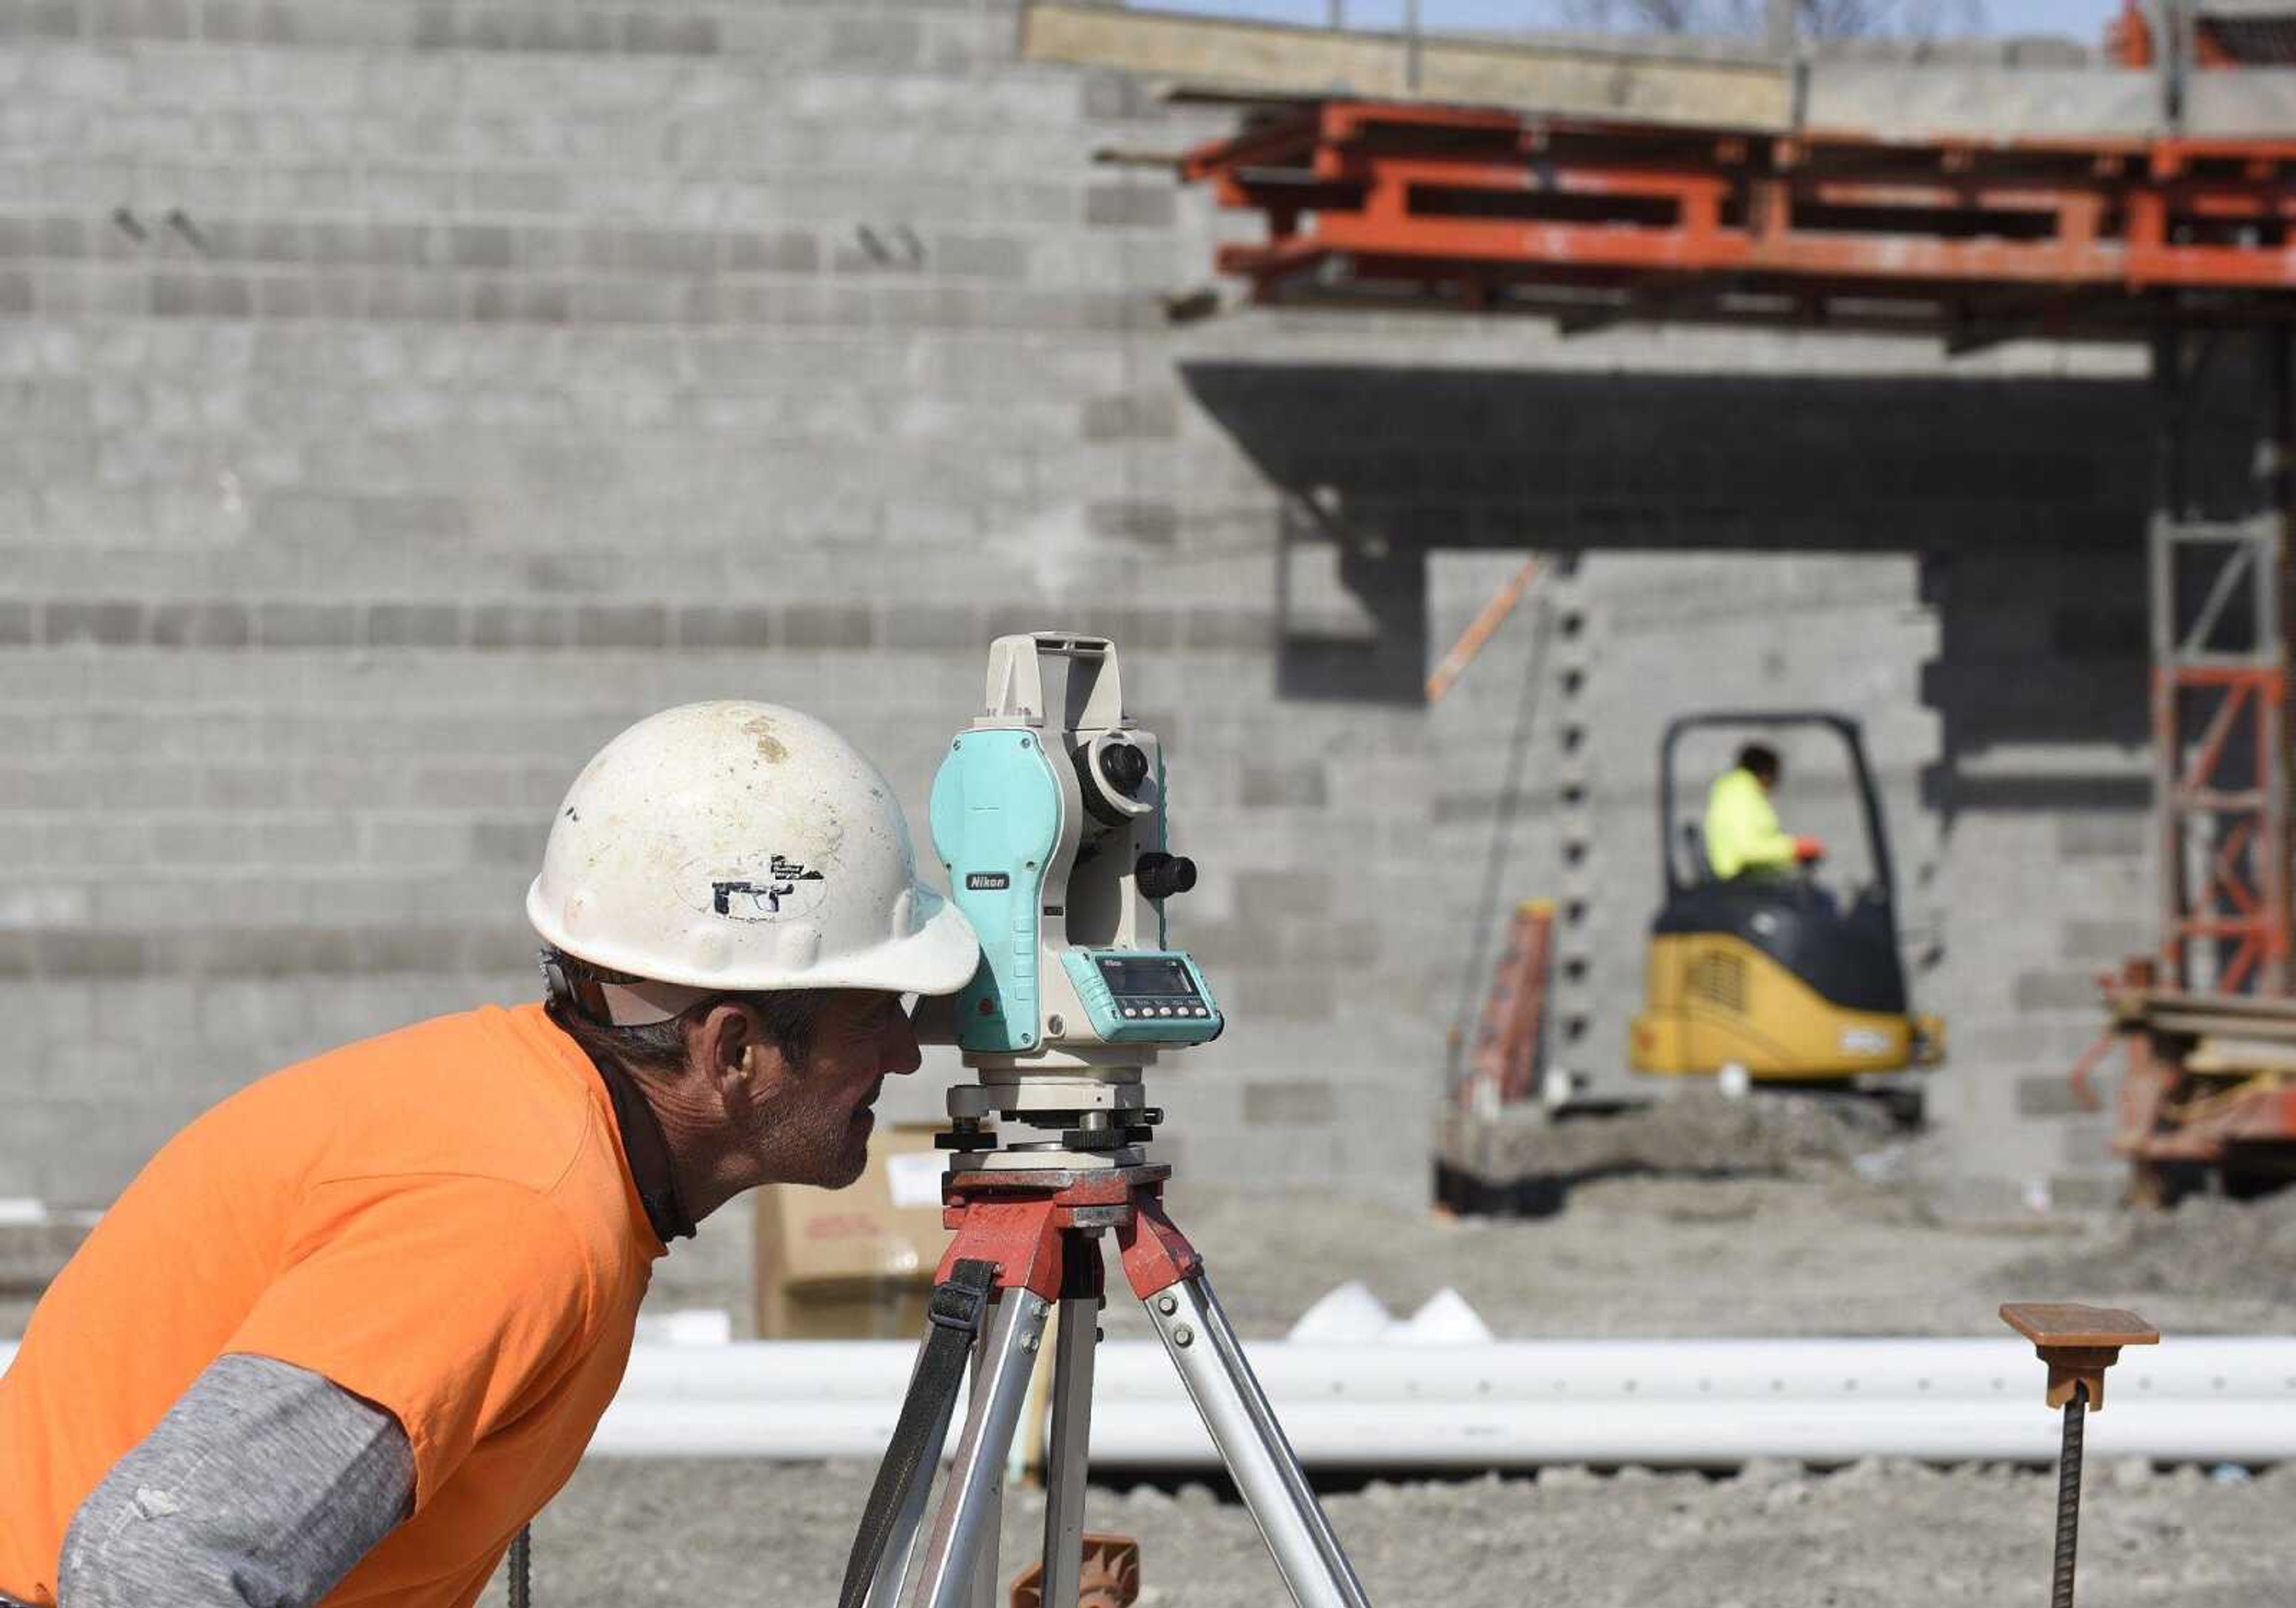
<box><xmin>2111</xmin><ymin>0</ymin><xmax>2296</xmax><ymax>71</ymax></box>
<box><xmin>2154</xmin><ymin>661</ymin><xmax>2288</xmax><ymax>995</ymax></box>
<box><xmin>2087</xmin><ymin>964</ymin><xmax>2296</xmax><ymax>1200</ymax></box>
<box><xmin>1180</xmin><ymin>100</ymin><xmax>2296</xmax><ymax>340</ymax></box>
<box><xmin>2150</xmin><ymin>502</ymin><xmax>2291</xmax><ymax>998</ymax></box>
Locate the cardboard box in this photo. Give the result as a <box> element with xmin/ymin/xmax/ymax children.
<box><xmin>754</xmin><ymin>1123</ymin><xmax>952</xmax><ymax>1340</ymax></box>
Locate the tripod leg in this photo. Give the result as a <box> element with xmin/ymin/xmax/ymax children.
<box><xmin>1143</xmin><ymin>1273</ymin><xmax>1372</xmax><ymax>1608</ymax></box>
<box><xmin>1039</xmin><ymin>1233</ymin><xmax>1105</xmax><ymax>1608</ymax></box>
<box><xmin>965</xmin><ymin>1329</ymin><xmax>1004</xmax><ymax>1608</ymax></box>
<box><xmin>845</xmin><ymin>1261</ymin><xmax>1002</xmax><ymax>1608</ymax></box>
<box><xmin>912</xmin><ymin>1288</ymin><xmax>1053</xmax><ymax>1608</ymax></box>
<box><xmin>859</xmin><ymin>1368</ymin><xmax>966</xmax><ymax>1608</ymax></box>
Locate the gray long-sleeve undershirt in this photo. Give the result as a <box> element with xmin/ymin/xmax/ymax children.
<box><xmin>53</xmin><ymin>1353</ymin><xmax>414</xmax><ymax>1608</ymax></box>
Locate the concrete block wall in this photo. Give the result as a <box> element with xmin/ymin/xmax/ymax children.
<box><xmin>0</xmin><ymin>0</ymin><xmax>2176</xmax><ymax>1275</ymax></box>
<box><xmin>0</xmin><ymin>0</ymin><xmax>1460</xmax><ymax>1258</ymax></box>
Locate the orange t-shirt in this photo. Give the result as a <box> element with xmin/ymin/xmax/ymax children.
<box><xmin>0</xmin><ymin>1003</ymin><xmax>665</xmax><ymax>1607</ymax></box>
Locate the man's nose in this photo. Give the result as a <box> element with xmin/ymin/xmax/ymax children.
<box><xmin>885</xmin><ymin>1008</ymin><xmax>923</xmax><ymax>1078</ymax></box>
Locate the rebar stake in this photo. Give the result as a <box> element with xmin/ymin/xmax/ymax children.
<box><xmin>1999</xmin><ymin>1302</ymin><xmax>2159</xmax><ymax>1608</ymax></box>
<box><xmin>2051</xmin><ymin>1383</ymin><xmax>2086</xmax><ymax>1608</ymax></box>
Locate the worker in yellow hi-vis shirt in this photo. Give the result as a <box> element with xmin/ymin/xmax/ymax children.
<box><xmin>1704</xmin><ymin>742</ymin><xmax>1825</xmax><ymax>882</ymax></box>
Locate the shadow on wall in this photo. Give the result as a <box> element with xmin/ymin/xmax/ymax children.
<box><xmin>1180</xmin><ymin>359</ymin><xmax>2158</xmax><ymax>820</ymax></box>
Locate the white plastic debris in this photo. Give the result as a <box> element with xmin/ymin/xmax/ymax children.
<box><xmin>1393</xmin><ymin>1288</ymin><xmax>1495</xmax><ymax>1344</ymax></box>
<box><xmin>1286</xmin><ymin>1281</ymin><xmax>1395</xmax><ymax>1343</ymax></box>
<box><xmin>1288</xmin><ymin>1283</ymin><xmax>1494</xmax><ymax>1343</ymax></box>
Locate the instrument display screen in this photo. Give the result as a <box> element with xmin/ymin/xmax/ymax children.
<box><xmin>1100</xmin><ymin>957</ymin><xmax>1195</xmax><ymax>996</ymax></box>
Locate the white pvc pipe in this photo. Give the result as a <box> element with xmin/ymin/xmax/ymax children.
<box><xmin>13</xmin><ymin>1338</ymin><xmax>2294</xmax><ymax>1468</ymax></box>
<box><xmin>591</xmin><ymin>1337</ymin><xmax>2296</xmax><ymax>1466</ymax></box>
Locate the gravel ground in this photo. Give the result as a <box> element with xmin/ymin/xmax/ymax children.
<box><xmin>489</xmin><ymin>1097</ymin><xmax>2292</xmax><ymax>1606</ymax></box>
<box><xmin>502</xmin><ymin>1454</ymin><xmax>2291</xmax><ymax>1607</ymax></box>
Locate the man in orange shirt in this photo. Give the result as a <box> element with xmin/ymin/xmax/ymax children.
<box><xmin>0</xmin><ymin>701</ymin><xmax>982</xmax><ymax>1608</ymax></box>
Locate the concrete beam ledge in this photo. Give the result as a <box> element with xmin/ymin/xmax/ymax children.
<box><xmin>1020</xmin><ymin>2</ymin><xmax>1795</xmax><ymax>131</ymax></box>
<box><xmin>1025</xmin><ymin>4</ymin><xmax>2235</xmax><ymax>140</ymax></box>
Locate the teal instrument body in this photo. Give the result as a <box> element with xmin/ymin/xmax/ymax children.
<box><xmin>927</xmin><ymin>704</ymin><xmax>1217</xmax><ymax>1057</ymax></box>
<box><xmin>929</xmin><ymin>729</ymin><xmax>1062</xmax><ymax>1054</ymax></box>
<box><xmin>1060</xmin><ymin>949</ymin><xmax>1222</xmax><ymax>1045</ymax></box>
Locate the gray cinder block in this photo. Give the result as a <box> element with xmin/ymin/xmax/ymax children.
<box><xmin>1085</xmin><ymin>185</ymin><xmax>1176</xmax><ymax>230</ymax></box>
<box><xmin>1235</xmin><ymin>871</ymin><xmax>1333</xmax><ymax>921</ymax></box>
<box><xmin>1242</xmin><ymin>1081</ymin><xmax>1338</xmax><ymax>1126</ymax></box>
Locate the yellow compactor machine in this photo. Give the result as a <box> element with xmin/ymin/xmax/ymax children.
<box><xmin>1630</xmin><ymin>711</ymin><xmax>1942</xmax><ymax>1102</ymax></box>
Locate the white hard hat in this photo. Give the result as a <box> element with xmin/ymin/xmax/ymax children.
<box><xmin>527</xmin><ymin>702</ymin><xmax>980</xmax><ymax>1011</ymax></box>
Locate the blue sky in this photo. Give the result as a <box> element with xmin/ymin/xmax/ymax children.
<box><xmin>1149</xmin><ymin>0</ymin><xmax>2118</xmax><ymax>44</ymax></box>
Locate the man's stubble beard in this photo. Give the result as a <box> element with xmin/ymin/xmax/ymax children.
<box><xmin>750</xmin><ymin>1079</ymin><xmax>872</xmax><ymax>1190</ymax></box>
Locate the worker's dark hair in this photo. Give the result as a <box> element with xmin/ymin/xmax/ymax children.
<box><xmin>539</xmin><ymin>944</ymin><xmax>831</xmax><ymax>1078</ymax></box>
<box><xmin>1736</xmin><ymin>742</ymin><xmax>1781</xmax><ymax>784</ymax></box>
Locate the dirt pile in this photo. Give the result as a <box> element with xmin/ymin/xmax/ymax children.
<box><xmin>2001</xmin><ymin>1188</ymin><xmax>2296</xmax><ymax>1308</ymax></box>
<box><xmin>1439</xmin><ymin>1087</ymin><xmax>1900</xmax><ymax>1188</ymax></box>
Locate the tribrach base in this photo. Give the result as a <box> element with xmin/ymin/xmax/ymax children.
<box><xmin>842</xmin><ymin>1166</ymin><xmax>1372</xmax><ymax>1608</ymax></box>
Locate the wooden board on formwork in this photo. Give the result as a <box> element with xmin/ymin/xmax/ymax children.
<box><xmin>2118</xmin><ymin>987</ymin><xmax>2296</xmax><ymax>1045</ymax></box>
<box><xmin>1019</xmin><ymin>2</ymin><xmax>1794</xmax><ymax>132</ymax></box>
<box><xmin>2187</xmin><ymin>1035</ymin><xmax>2296</xmax><ymax>1075</ymax></box>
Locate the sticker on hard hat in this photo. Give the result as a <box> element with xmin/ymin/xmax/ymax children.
<box><xmin>698</xmin><ymin>854</ymin><xmax>828</xmax><ymax>922</ymax></box>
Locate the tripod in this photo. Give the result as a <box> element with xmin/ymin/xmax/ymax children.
<box><xmin>838</xmin><ymin>1161</ymin><xmax>1373</xmax><ymax>1608</ymax></box>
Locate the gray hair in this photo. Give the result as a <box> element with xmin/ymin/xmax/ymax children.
<box><xmin>539</xmin><ymin>944</ymin><xmax>832</xmax><ymax>1077</ymax></box>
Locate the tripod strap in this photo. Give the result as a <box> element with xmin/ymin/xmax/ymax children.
<box><xmin>838</xmin><ymin>1257</ymin><xmax>1000</xmax><ymax>1608</ymax></box>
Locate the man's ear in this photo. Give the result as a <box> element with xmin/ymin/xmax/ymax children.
<box><xmin>691</xmin><ymin>1001</ymin><xmax>757</xmax><ymax>1096</ymax></box>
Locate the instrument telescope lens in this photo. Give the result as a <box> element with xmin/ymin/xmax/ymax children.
<box><xmin>1098</xmin><ymin>739</ymin><xmax>1150</xmax><ymax>796</ymax></box>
